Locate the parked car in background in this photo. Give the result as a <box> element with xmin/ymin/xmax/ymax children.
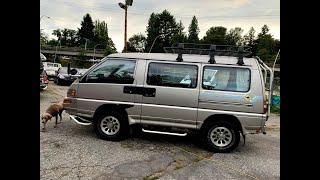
<box><xmin>43</xmin><ymin>62</ymin><xmax>62</xmax><ymax>79</ymax></box>
<box><xmin>40</xmin><ymin>55</ymin><xmax>44</xmax><ymax>75</ymax></box>
<box><xmin>40</xmin><ymin>53</ymin><xmax>48</xmax><ymax>90</ymax></box>
<box><xmin>40</xmin><ymin>70</ymin><xmax>49</xmax><ymax>90</ymax></box>
<box><xmin>54</xmin><ymin>67</ymin><xmax>88</xmax><ymax>85</ymax></box>
<box><xmin>40</xmin><ymin>53</ymin><xmax>47</xmax><ymax>62</ymax></box>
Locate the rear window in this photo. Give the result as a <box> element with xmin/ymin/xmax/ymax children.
<box><xmin>202</xmin><ymin>66</ymin><xmax>250</xmax><ymax>92</ymax></box>
<box><xmin>59</xmin><ymin>67</ymin><xmax>68</xmax><ymax>74</ymax></box>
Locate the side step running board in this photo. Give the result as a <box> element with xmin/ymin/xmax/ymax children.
<box><xmin>70</xmin><ymin>115</ymin><xmax>92</xmax><ymax>126</ymax></box>
<box><xmin>142</xmin><ymin>128</ymin><xmax>187</xmax><ymax>137</ymax></box>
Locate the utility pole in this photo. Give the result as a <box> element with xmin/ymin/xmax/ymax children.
<box><xmin>124</xmin><ymin>7</ymin><xmax>127</xmax><ymax>52</ymax></box>
<box><xmin>118</xmin><ymin>0</ymin><xmax>133</xmax><ymax>53</ymax></box>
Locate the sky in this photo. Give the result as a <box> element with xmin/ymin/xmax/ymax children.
<box><xmin>40</xmin><ymin>0</ymin><xmax>280</xmax><ymax>52</ymax></box>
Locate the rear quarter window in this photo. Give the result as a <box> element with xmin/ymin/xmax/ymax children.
<box><xmin>202</xmin><ymin>66</ymin><xmax>251</xmax><ymax>92</ymax></box>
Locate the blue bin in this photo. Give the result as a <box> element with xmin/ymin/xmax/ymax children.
<box><xmin>272</xmin><ymin>95</ymin><xmax>280</xmax><ymax>105</ymax></box>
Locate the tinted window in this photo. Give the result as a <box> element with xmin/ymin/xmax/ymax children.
<box><xmin>147</xmin><ymin>63</ymin><xmax>198</xmax><ymax>88</ymax></box>
<box><xmin>59</xmin><ymin>67</ymin><xmax>68</xmax><ymax>74</ymax></box>
<box><xmin>85</xmin><ymin>59</ymin><xmax>135</xmax><ymax>84</ymax></box>
<box><xmin>202</xmin><ymin>66</ymin><xmax>250</xmax><ymax>92</ymax></box>
<box><xmin>47</xmin><ymin>63</ymin><xmax>54</xmax><ymax>67</ymax></box>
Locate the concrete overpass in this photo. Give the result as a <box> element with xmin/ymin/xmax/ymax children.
<box><xmin>41</xmin><ymin>46</ymin><xmax>106</xmax><ymax>58</ymax></box>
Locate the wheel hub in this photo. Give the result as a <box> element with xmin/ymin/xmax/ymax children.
<box><xmin>107</xmin><ymin>122</ymin><xmax>114</xmax><ymax>129</ymax></box>
<box><xmin>100</xmin><ymin>116</ymin><xmax>120</xmax><ymax>135</ymax></box>
<box><xmin>210</xmin><ymin>126</ymin><xmax>232</xmax><ymax>147</ymax></box>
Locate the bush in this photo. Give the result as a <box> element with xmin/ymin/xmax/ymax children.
<box><xmin>271</xmin><ymin>105</ymin><xmax>280</xmax><ymax>114</ymax></box>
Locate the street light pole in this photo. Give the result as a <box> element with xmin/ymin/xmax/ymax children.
<box><xmin>84</xmin><ymin>38</ymin><xmax>88</xmax><ymax>50</ymax></box>
<box><xmin>54</xmin><ymin>40</ymin><xmax>61</xmax><ymax>63</ymax></box>
<box><xmin>149</xmin><ymin>32</ymin><xmax>170</xmax><ymax>53</ymax></box>
<box><xmin>93</xmin><ymin>44</ymin><xmax>101</xmax><ymax>60</ymax></box>
<box><xmin>40</xmin><ymin>15</ymin><xmax>50</xmax><ymax>22</ymax></box>
<box><xmin>124</xmin><ymin>7</ymin><xmax>127</xmax><ymax>52</ymax></box>
<box><xmin>118</xmin><ymin>0</ymin><xmax>133</xmax><ymax>53</ymax></box>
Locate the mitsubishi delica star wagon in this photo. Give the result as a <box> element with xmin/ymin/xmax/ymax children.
<box><xmin>63</xmin><ymin>44</ymin><xmax>274</xmax><ymax>153</ymax></box>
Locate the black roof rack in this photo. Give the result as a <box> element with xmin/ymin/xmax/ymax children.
<box><xmin>163</xmin><ymin>43</ymin><xmax>252</xmax><ymax>65</ymax></box>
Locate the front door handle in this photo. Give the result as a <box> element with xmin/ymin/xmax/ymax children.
<box><xmin>123</xmin><ymin>86</ymin><xmax>135</xmax><ymax>94</ymax></box>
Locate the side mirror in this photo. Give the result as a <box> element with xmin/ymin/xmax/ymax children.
<box><xmin>70</xmin><ymin>69</ymin><xmax>78</xmax><ymax>75</ymax></box>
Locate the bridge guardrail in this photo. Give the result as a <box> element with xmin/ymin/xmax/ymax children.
<box><xmin>42</xmin><ymin>46</ymin><xmax>105</xmax><ymax>54</ymax></box>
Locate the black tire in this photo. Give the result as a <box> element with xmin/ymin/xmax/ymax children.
<box><xmin>54</xmin><ymin>78</ymin><xmax>59</xmax><ymax>85</ymax></box>
<box><xmin>130</xmin><ymin>124</ymin><xmax>143</xmax><ymax>137</ymax></box>
<box><xmin>202</xmin><ymin>121</ymin><xmax>240</xmax><ymax>153</ymax></box>
<box><xmin>94</xmin><ymin>110</ymin><xmax>129</xmax><ymax>141</ymax></box>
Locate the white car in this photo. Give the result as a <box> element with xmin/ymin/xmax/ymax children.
<box><xmin>43</xmin><ymin>62</ymin><xmax>62</xmax><ymax>78</ymax></box>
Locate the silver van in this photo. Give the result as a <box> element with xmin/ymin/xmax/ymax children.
<box><xmin>63</xmin><ymin>44</ymin><xmax>273</xmax><ymax>153</ymax></box>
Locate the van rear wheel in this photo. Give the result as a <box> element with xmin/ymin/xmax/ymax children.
<box><xmin>203</xmin><ymin>121</ymin><xmax>240</xmax><ymax>153</ymax></box>
<box><xmin>94</xmin><ymin>110</ymin><xmax>129</xmax><ymax>141</ymax></box>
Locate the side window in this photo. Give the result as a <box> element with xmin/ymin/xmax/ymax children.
<box><xmin>85</xmin><ymin>59</ymin><xmax>136</xmax><ymax>84</ymax></box>
<box><xmin>147</xmin><ymin>63</ymin><xmax>198</xmax><ymax>88</ymax></box>
<box><xmin>202</xmin><ymin>66</ymin><xmax>250</xmax><ymax>92</ymax></box>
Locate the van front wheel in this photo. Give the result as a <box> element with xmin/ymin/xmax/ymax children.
<box><xmin>204</xmin><ymin>121</ymin><xmax>240</xmax><ymax>153</ymax></box>
<box><xmin>94</xmin><ymin>110</ymin><xmax>129</xmax><ymax>141</ymax></box>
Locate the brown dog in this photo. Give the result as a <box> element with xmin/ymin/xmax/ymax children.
<box><xmin>41</xmin><ymin>102</ymin><xmax>64</xmax><ymax>131</ymax></box>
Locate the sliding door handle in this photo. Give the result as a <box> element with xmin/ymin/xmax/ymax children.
<box><xmin>142</xmin><ymin>88</ymin><xmax>156</xmax><ymax>97</ymax></box>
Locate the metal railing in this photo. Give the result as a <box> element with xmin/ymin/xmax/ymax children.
<box><xmin>41</xmin><ymin>45</ymin><xmax>105</xmax><ymax>54</ymax></box>
<box><xmin>256</xmin><ymin>56</ymin><xmax>274</xmax><ymax>117</ymax></box>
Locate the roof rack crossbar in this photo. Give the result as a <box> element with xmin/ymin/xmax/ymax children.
<box><xmin>176</xmin><ymin>43</ymin><xmax>184</xmax><ymax>62</ymax></box>
<box><xmin>208</xmin><ymin>45</ymin><xmax>216</xmax><ymax>64</ymax></box>
<box><xmin>237</xmin><ymin>46</ymin><xmax>245</xmax><ymax>65</ymax></box>
<box><xmin>163</xmin><ymin>43</ymin><xmax>252</xmax><ymax>65</ymax></box>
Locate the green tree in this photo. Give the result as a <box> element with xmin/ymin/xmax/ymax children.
<box><xmin>52</xmin><ymin>28</ymin><xmax>78</xmax><ymax>47</ymax></box>
<box><xmin>52</xmin><ymin>29</ymin><xmax>62</xmax><ymax>41</ymax></box>
<box><xmin>127</xmin><ymin>33</ymin><xmax>147</xmax><ymax>52</ymax></box>
<box><xmin>201</xmin><ymin>26</ymin><xmax>227</xmax><ymax>44</ymax></box>
<box><xmin>259</xmin><ymin>25</ymin><xmax>269</xmax><ymax>37</ymax></box>
<box><xmin>225</xmin><ymin>27</ymin><xmax>243</xmax><ymax>45</ymax></box>
<box><xmin>93</xmin><ymin>20</ymin><xmax>117</xmax><ymax>55</ymax></box>
<box><xmin>145</xmin><ymin>13</ymin><xmax>160</xmax><ymax>52</ymax></box>
<box><xmin>47</xmin><ymin>39</ymin><xmax>59</xmax><ymax>46</ymax></box>
<box><xmin>243</xmin><ymin>27</ymin><xmax>256</xmax><ymax>46</ymax></box>
<box><xmin>93</xmin><ymin>20</ymin><xmax>109</xmax><ymax>47</ymax></box>
<box><xmin>105</xmin><ymin>38</ymin><xmax>117</xmax><ymax>55</ymax></box>
<box><xmin>188</xmin><ymin>16</ymin><xmax>200</xmax><ymax>43</ymax></box>
<box><xmin>255</xmin><ymin>25</ymin><xmax>277</xmax><ymax>62</ymax></box>
<box><xmin>145</xmin><ymin>10</ymin><xmax>178</xmax><ymax>52</ymax></box>
<box><xmin>40</xmin><ymin>30</ymin><xmax>48</xmax><ymax>46</ymax></box>
<box><xmin>78</xmin><ymin>13</ymin><xmax>95</xmax><ymax>47</ymax></box>
<box><xmin>171</xmin><ymin>20</ymin><xmax>187</xmax><ymax>45</ymax></box>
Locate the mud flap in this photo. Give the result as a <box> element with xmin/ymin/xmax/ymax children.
<box><xmin>241</xmin><ymin>132</ymin><xmax>246</xmax><ymax>146</ymax></box>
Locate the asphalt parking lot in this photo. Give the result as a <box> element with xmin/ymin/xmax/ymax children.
<box><xmin>40</xmin><ymin>81</ymin><xmax>280</xmax><ymax>180</ymax></box>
